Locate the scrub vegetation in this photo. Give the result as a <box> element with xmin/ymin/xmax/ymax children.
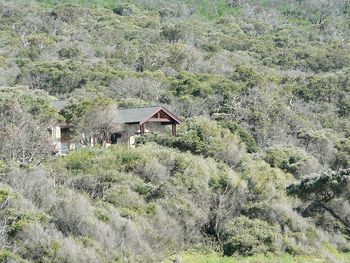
<box><xmin>0</xmin><ymin>0</ymin><xmax>350</xmax><ymax>262</ymax></box>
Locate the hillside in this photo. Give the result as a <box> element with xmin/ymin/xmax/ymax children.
<box><xmin>0</xmin><ymin>0</ymin><xmax>350</xmax><ymax>262</ymax></box>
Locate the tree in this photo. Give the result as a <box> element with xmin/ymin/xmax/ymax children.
<box><xmin>76</xmin><ymin>104</ymin><xmax>123</xmax><ymax>145</ymax></box>
<box><xmin>287</xmin><ymin>0</ymin><xmax>349</xmax><ymax>26</ymax></box>
<box><xmin>0</xmin><ymin>187</ymin><xmax>11</xmax><ymax>250</ymax></box>
<box><xmin>207</xmin><ymin>173</ymin><xmax>248</xmax><ymax>249</ymax></box>
<box><xmin>287</xmin><ymin>169</ymin><xmax>350</xmax><ymax>236</ymax></box>
<box><xmin>0</xmin><ymin>101</ymin><xmax>54</xmax><ymax>165</ymax></box>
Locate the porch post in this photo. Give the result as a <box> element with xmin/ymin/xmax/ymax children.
<box><xmin>140</xmin><ymin>123</ymin><xmax>145</xmax><ymax>135</ymax></box>
<box><xmin>172</xmin><ymin>123</ymin><xmax>176</xmax><ymax>136</ymax></box>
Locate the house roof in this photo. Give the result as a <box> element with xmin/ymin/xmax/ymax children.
<box><xmin>51</xmin><ymin>100</ymin><xmax>181</xmax><ymax>125</ymax></box>
<box><xmin>116</xmin><ymin>106</ymin><xmax>181</xmax><ymax>125</ymax></box>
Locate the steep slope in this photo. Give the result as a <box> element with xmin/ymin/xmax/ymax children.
<box><xmin>0</xmin><ymin>0</ymin><xmax>350</xmax><ymax>262</ymax></box>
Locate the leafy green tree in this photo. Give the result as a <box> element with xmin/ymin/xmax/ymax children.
<box><xmin>154</xmin><ymin>117</ymin><xmax>234</xmax><ymax>157</ymax></box>
<box><xmin>231</xmin><ymin>66</ymin><xmax>262</xmax><ymax>88</ymax></box>
<box><xmin>338</xmin><ymin>97</ymin><xmax>350</xmax><ymax>117</ymax></box>
<box><xmin>171</xmin><ymin>72</ymin><xmax>213</xmax><ymax>98</ymax></box>
<box><xmin>287</xmin><ymin>169</ymin><xmax>350</xmax><ymax>236</ymax></box>
<box><xmin>58</xmin><ymin>47</ymin><xmax>81</xmax><ymax>59</ymax></box>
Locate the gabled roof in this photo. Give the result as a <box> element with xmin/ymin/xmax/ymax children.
<box><xmin>50</xmin><ymin>100</ymin><xmax>181</xmax><ymax>125</ymax></box>
<box><xmin>116</xmin><ymin>105</ymin><xmax>181</xmax><ymax>125</ymax></box>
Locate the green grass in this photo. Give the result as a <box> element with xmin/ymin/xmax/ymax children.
<box><xmin>169</xmin><ymin>252</ymin><xmax>350</xmax><ymax>263</ymax></box>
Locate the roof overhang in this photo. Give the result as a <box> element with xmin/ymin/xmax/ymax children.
<box><xmin>140</xmin><ymin>106</ymin><xmax>181</xmax><ymax>125</ymax></box>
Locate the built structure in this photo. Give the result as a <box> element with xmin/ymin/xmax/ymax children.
<box><xmin>50</xmin><ymin>101</ymin><xmax>181</xmax><ymax>154</ymax></box>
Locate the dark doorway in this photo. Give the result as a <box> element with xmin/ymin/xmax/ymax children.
<box><xmin>111</xmin><ymin>132</ymin><xmax>121</xmax><ymax>144</ymax></box>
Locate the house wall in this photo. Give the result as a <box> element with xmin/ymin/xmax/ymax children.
<box><xmin>119</xmin><ymin>123</ymin><xmax>139</xmax><ymax>145</ymax></box>
<box><xmin>144</xmin><ymin>122</ymin><xmax>169</xmax><ymax>134</ymax></box>
<box><xmin>51</xmin><ymin>121</ymin><xmax>174</xmax><ymax>154</ymax></box>
<box><xmin>51</xmin><ymin>126</ymin><xmax>79</xmax><ymax>155</ymax></box>
<box><xmin>119</xmin><ymin>122</ymin><xmax>171</xmax><ymax>146</ymax></box>
<box><xmin>51</xmin><ymin>125</ymin><xmax>61</xmax><ymax>154</ymax></box>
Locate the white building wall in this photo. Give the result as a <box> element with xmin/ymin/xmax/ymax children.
<box><xmin>51</xmin><ymin>125</ymin><xmax>62</xmax><ymax>154</ymax></box>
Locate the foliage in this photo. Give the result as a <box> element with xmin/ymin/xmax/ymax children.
<box><xmin>153</xmin><ymin>117</ymin><xmax>235</xmax><ymax>157</ymax></box>
<box><xmin>264</xmin><ymin>146</ymin><xmax>309</xmax><ymax>175</ymax></box>
<box><xmin>219</xmin><ymin>120</ymin><xmax>258</xmax><ymax>153</ymax></box>
<box><xmin>1</xmin><ymin>0</ymin><xmax>350</xmax><ymax>261</ymax></box>
<box><xmin>222</xmin><ymin>216</ymin><xmax>282</xmax><ymax>256</ymax></box>
<box><xmin>0</xmin><ymin>87</ymin><xmax>60</xmax><ymax>121</ymax></box>
<box><xmin>0</xmin><ymin>97</ymin><xmax>55</xmax><ymax>165</ymax></box>
<box><xmin>179</xmin><ymin>251</ymin><xmax>350</xmax><ymax>263</ymax></box>
<box><xmin>287</xmin><ymin>169</ymin><xmax>350</xmax><ymax>237</ymax></box>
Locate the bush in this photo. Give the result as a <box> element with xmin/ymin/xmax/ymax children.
<box><xmin>58</xmin><ymin>47</ymin><xmax>81</xmax><ymax>59</ymax></box>
<box><xmin>113</xmin><ymin>4</ymin><xmax>136</xmax><ymax>16</ymax></box>
<box><xmin>154</xmin><ymin>117</ymin><xmax>230</xmax><ymax>157</ymax></box>
<box><xmin>264</xmin><ymin>146</ymin><xmax>309</xmax><ymax>175</ymax></box>
<box><xmin>231</xmin><ymin>66</ymin><xmax>262</xmax><ymax>88</ymax></box>
<box><xmin>219</xmin><ymin>120</ymin><xmax>258</xmax><ymax>153</ymax></box>
<box><xmin>170</xmin><ymin>72</ymin><xmax>213</xmax><ymax>98</ymax></box>
<box><xmin>222</xmin><ymin>216</ymin><xmax>282</xmax><ymax>256</ymax></box>
<box><xmin>160</xmin><ymin>23</ymin><xmax>185</xmax><ymax>43</ymax></box>
<box><xmin>63</xmin><ymin>149</ymin><xmax>95</xmax><ymax>171</ymax></box>
<box><xmin>24</xmin><ymin>61</ymin><xmax>87</xmax><ymax>94</ymax></box>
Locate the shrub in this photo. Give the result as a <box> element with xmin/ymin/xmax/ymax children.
<box><xmin>4</xmin><ymin>168</ymin><xmax>57</xmax><ymax>210</ymax></box>
<box><xmin>287</xmin><ymin>169</ymin><xmax>350</xmax><ymax>238</ymax></box>
<box><xmin>154</xmin><ymin>117</ymin><xmax>235</xmax><ymax>157</ymax></box>
<box><xmin>63</xmin><ymin>149</ymin><xmax>95</xmax><ymax>171</ymax></box>
<box><xmin>222</xmin><ymin>216</ymin><xmax>282</xmax><ymax>256</ymax></box>
<box><xmin>24</xmin><ymin>61</ymin><xmax>87</xmax><ymax>94</ymax></box>
<box><xmin>160</xmin><ymin>23</ymin><xmax>185</xmax><ymax>43</ymax></box>
<box><xmin>58</xmin><ymin>47</ymin><xmax>81</xmax><ymax>59</ymax></box>
<box><xmin>214</xmin><ymin>137</ymin><xmax>245</xmax><ymax>168</ymax></box>
<box><xmin>0</xmin><ymin>250</ymin><xmax>26</xmax><ymax>263</ymax></box>
<box><xmin>113</xmin><ymin>4</ymin><xmax>136</xmax><ymax>16</ymax></box>
<box><xmin>264</xmin><ymin>146</ymin><xmax>309</xmax><ymax>175</ymax></box>
<box><xmin>231</xmin><ymin>66</ymin><xmax>262</xmax><ymax>88</ymax></box>
<box><xmin>170</xmin><ymin>72</ymin><xmax>213</xmax><ymax>98</ymax></box>
<box><xmin>0</xmin><ymin>187</ymin><xmax>10</xmax><ymax>203</ymax></box>
<box><xmin>219</xmin><ymin>120</ymin><xmax>258</xmax><ymax>153</ymax></box>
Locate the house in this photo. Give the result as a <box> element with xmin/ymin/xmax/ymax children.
<box><xmin>50</xmin><ymin>101</ymin><xmax>181</xmax><ymax>154</ymax></box>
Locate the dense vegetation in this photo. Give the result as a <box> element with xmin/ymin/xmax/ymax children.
<box><xmin>0</xmin><ymin>0</ymin><xmax>350</xmax><ymax>262</ymax></box>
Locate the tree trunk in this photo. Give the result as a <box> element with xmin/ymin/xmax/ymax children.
<box><xmin>320</xmin><ymin>203</ymin><xmax>350</xmax><ymax>236</ymax></box>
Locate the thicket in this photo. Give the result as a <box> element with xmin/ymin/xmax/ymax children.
<box><xmin>2</xmin><ymin>144</ymin><xmax>349</xmax><ymax>262</ymax></box>
<box><xmin>0</xmin><ymin>0</ymin><xmax>350</xmax><ymax>262</ymax></box>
